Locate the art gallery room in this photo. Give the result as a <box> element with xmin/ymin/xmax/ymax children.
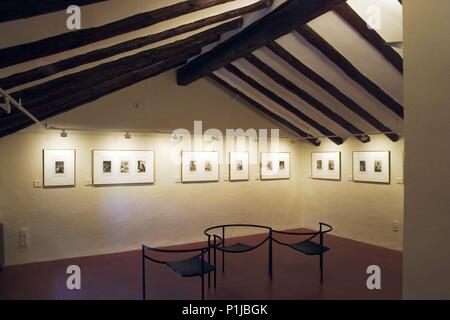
<box><xmin>0</xmin><ymin>0</ymin><xmax>449</xmax><ymax>303</ymax></box>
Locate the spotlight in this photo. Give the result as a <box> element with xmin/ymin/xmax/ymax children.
<box><xmin>210</xmin><ymin>135</ymin><xmax>219</xmax><ymax>142</ymax></box>
<box><xmin>171</xmin><ymin>133</ymin><xmax>181</xmax><ymax>142</ymax></box>
<box><xmin>124</xmin><ymin>132</ymin><xmax>131</xmax><ymax>139</ymax></box>
<box><xmin>360</xmin><ymin>135</ymin><xmax>371</xmax><ymax>143</ymax></box>
<box><xmin>60</xmin><ymin>129</ymin><xmax>67</xmax><ymax>138</ymax></box>
<box><xmin>314</xmin><ymin>138</ymin><xmax>321</xmax><ymax>146</ymax></box>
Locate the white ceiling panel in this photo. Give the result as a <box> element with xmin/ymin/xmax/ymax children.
<box><xmin>308</xmin><ymin>11</ymin><xmax>403</xmax><ymax>103</ymax></box>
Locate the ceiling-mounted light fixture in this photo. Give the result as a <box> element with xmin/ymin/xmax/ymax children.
<box><xmin>360</xmin><ymin>135</ymin><xmax>371</xmax><ymax>143</ymax></box>
<box><xmin>171</xmin><ymin>133</ymin><xmax>181</xmax><ymax>142</ymax></box>
<box><xmin>60</xmin><ymin>129</ymin><xmax>68</xmax><ymax>138</ymax></box>
<box><xmin>314</xmin><ymin>138</ymin><xmax>321</xmax><ymax>146</ymax></box>
<box><xmin>124</xmin><ymin>132</ymin><xmax>131</xmax><ymax>139</ymax></box>
<box><xmin>210</xmin><ymin>135</ymin><xmax>219</xmax><ymax>142</ymax></box>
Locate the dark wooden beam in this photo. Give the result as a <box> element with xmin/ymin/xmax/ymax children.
<box><xmin>225</xmin><ymin>63</ymin><xmax>344</xmax><ymax>145</ymax></box>
<box><xmin>0</xmin><ymin>0</ymin><xmax>236</xmax><ymax>68</ymax></box>
<box><xmin>0</xmin><ymin>22</ymin><xmax>233</xmax><ymax>131</ymax></box>
<box><xmin>245</xmin><ymin>54</ymin><xmax>370</xmax><ymax>143</ymax></box>
<box><xmin>0</xmin><ymin>0</ymin><xmax>106</xmax><ymax>23</ymax></box>
<box><xmin>296</xmin><ymin>25</ymin><xmax>404</xmax><ymax>118</ymax></box>
<box><xmin>177</xmin><ymin>0</ymin><xmax>347</xmax><ymax>85</ymax></box>
<box><xmin>0</xmin><ymin>53</ymin><xmax>196</xmax><ymax>138</ymax></box>
<box><xmin>0</xmin><ymin>0</ymin><xmax>274</xmax><ymax>90</ymax></box>
<box><xmin>266</xmin><ymin>41</ymin><xmax>400</xmax><ymax>142</ymax></box>
<box><xmin>0</xmin><ymin>14</ymin><xmax>247</xmax><ymax>90</ymax></box>
<box><xmin>208</xmin><ymin>74</ymin><xmax>320</xmax><ymax>146</ymax></box>
<box><xmin>334</xmin><ymin>3</ymin><xmax>403</xmax><ymax>73</ymax></box>
<box><xmin>12</xmin><ymin>20</ymin><xmax>236</xmax><ymax>108</ymax></box>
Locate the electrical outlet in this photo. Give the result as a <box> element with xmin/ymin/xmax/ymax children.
<box><xmin>223</xmin><ymin>176</ymin><xmax>229</xmax><ymax>181</ymax></box>
<box><xmin>20</xmin><ymin>228</ymin><xmax>30</xmax><ymax>247</ymax></box>
<box><xmin>175</xmin><ymin>177</ymin><xmax>181</xmax><ymax>183</ymax></box>
<box><xmin>396</xmin><ymin>178</ymin><xmax>404</xmax><ymax>184</ymax></box>
<box><xmin>34</xmin><ymin>180</ymin><xmax>42</xmax><ymax>188</ymax></box>
<box><xmin>392</xmin><ymin>220</ymin><xmax>400</xmax><ymax>232</ymax></box>
<box><xmin>84</xmin><ymin>178</ymin><xmax>92</xmax><ymax>186</ymax></box>
<box><xmin>348</xmin><ymin>175</ymin><xmax>353</xmax><ymax>181</ymax></box>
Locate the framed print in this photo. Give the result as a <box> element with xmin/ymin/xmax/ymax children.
<box><xmin>181</xmin><ymin>151</ymin><xmax>219</xmax><ymax>182</ymax></box>
<box><xmin>311</xmin><ymin>152</ymin><xmax>341</xmax><ymax>180</ymax></box>
<box><xmin>43</xmin><ymin>149</ymin><xmax>76</xmax><ymax>187</ymax></box>
<box><xmin>260</xmin><ymin>152</ymin><xmax>290</xmax><ymax>180</ymax></box>
<box><xmin>352</xmin><ymin>151</ymin><xmax>390</xmax><ymax>184</ymax></box>
<box><xmin>93</xmin><ymin>150</ymin><xmax>154</xmax><ymax>185</ymax></box>
<box><xmin>229</xmin><ymin>152</ymin><xmax>249</xmax><ymax>181</ymax></box>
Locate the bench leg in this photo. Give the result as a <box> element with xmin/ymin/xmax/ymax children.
<box><xmin>201</xmin><ymin>273</ymin><xmax>205</xmax><ymax>300</ymax></box>
<box><xmin>320</xmin><ymin>253</ymin><xmax>324</xmax><ymax>284</ymax></box>
<box><xmin>208</xmin><ymin>248</ymin><xmax>211</xmax><ymax>289</ymax></box>
<box><xmin>141</xmin><ymin>248</ymin><xmax>146</xmax><ymax>300</ymax></box>
<box><xmin>268</xmin><ymin>236</ymin><xmax>273</xmax><ymax>279</ymax></box>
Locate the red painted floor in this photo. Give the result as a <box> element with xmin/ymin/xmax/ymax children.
<box><xmin>0</xmin><ymin>230</ymin><xmax>402</xmax><ymax>300</ymax></box>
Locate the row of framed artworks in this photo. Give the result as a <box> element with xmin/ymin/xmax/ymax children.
<box><xmin>43</xmin><ymin>149</ymin><xmax>391</xmax><ymax>187</ymax></box>
<box><xmin>311</xmin><ymin>151</ymin><xmax>390</xmax><ymax>184</ymax></box>
<box><xmin>42</xmin><ymin>150</ymin><xmax>290</xmax><ymax>187</ymax></box>
<box><xmin>181</xmin><ymin>151</ymin><xmax>290</xmax><ymax>182</ymax></box>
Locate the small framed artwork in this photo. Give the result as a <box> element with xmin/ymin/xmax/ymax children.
<box><xmin>352</xmin><ymin>151</ymin><xmax>390</xmax><ymax>184</ymax></box>
<box><xmin>43</xmin><ymin>149</ymin><xmax>76</xmax><ymax>187</ymax></box>
<box><xmin>229</xmin><ymin>152</ymin><xmax>249</xmax><ymax>181</ymax></box>
<box><xmin>260</xmin><ymin>152</ymin><xmax>290</xmax><ymax>180</ymax></box>
<box><xmin>311</xmin><ymin>152</ymin><xmax>341</xmax><ymax>180</ymax></box>
<box><xmin>181</xmin><ymin>151</ymin><xmax>219</xmax><ymax>182</ymax></box>
<box><xmin>92</xmin><ymin>150</ymin><xmax>154</xmax><ymax>185</ymax></box>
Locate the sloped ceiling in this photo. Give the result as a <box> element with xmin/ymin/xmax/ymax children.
<box><xmin>0</xmin><ymin>0</ymin><xmax>403</xmax><ymax>145</ymax></box>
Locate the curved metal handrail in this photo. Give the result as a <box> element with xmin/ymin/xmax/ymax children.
<box><xmin>142</xmin><ymin>244</ymin><xmax>209</xmax><ymax>265</ymax></box>
<box><xmin>272</xmin><ymin>222</ymin><xmax>333</xmax><ymax>247</ymax></box>
<box><xmin>204</xmin><ymin>224</ymin><xmax>272</xmax><ymax>254</ymax></box>
<box><xmin>204</xmin><ymin>223</ymin><xmax>272</xmax><ymax>237</ymax></box>
<box><xmin>272</xmin><ymin>222</ymin><xmax>333</xmax><ymax>236</ymax></box>
<box><xmin>216</xmin><ymin>235</ymin><xmax>270</xmax><ymax>253</ymax></box>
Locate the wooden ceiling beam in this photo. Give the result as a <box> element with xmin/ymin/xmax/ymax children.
<box><xmin>0</xmin><ymin>0</ymin><xmax>106</xmax><ymax>23</ymax></box>
<box><xmin>245</xmin><ymin>53</ymin><xmax>370</xmax><ymax>143</ymax></box>
<box><xmin>177</xmin><ymin>0</ymin><xmax>347</xmax><ymax>85</ymax></box>
<box><xmin>0</xmin><ymin>53</ymin><xmax>196</xmax><ymax>138</ymax></box>
<box><xmin>0</xmin><ymin>21</ymin><xmax>236</xmax><ymax>131</ymax></box>
<box><xmin>225</xmin><ymin>63</ymin><xmax>344</xmax><ymax>145</ymax></box>
<box><xmin>0</xmin><ymin>10</ymin><xmax>251</xmax><ymax>90</ymax></box>
<box><xmin>12</xmin><ymin>20</ymin><xmax>237</xmax><ymax>107</ymax></box>
<box><xmin>334</xmin><ymin>2</ymin><xmax>403</xmax><ymax>73</ymax></box>
<box><xmin>296</xmin><ymin>25</ymin><xmax>404</xmax><ymax>118</ymax></box>
<box><xmin>0</xmin><ymin>0</ymin><xmax>274</xmax><ymax>90</ymax></box>
<box><xmin>266</xmin><ymin>41</ymin><xmax>400</xmax><ymax>142</ymax></box>
<box><xmin>208</xmin><ymin>74</ymin><xmax>321</xmax><ymax>146</ymax></box>
<box><xmin>0</xmin><ymin>0</ymin><xmax>237</xmax><ymax>68</ymax></box>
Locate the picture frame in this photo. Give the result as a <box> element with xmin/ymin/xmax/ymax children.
<box><xmin>92</xmin><ymin>150</ymin><xmax>154</xmax><ymax>185</ymax></box>
<box><xmin>311</xmin><ymin>152</ymin><xmax>341</xmax><ymax>181</ymax></box>
<box><xmin>352</xmin><ymin>151</ymin><xmax>390</xmax><ymax>184</ymax></box>
<box><xmin>181</xmin><ymin>151</ymin><xmax>219</xmax><ymax>182</ymax></box>
<box><xmin>43</xmin><ymin>149</ymin><xmax>76</xmax><ymax>187</ymax></box>
<box><xmin>229</xmin><ymin>152</ymin><xmax>249</xmax><ymax>181</ymax></box>
<box><xmin>260</xmin><ymin>152</ymin><xmax>290</xmax><ymax>180</ymax></box>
